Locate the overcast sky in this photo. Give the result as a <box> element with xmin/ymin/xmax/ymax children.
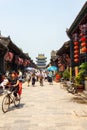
<box><xmin>0</xmin><ymin>0</ymin><xmax>86</xmax><ymax>64</ymax></box>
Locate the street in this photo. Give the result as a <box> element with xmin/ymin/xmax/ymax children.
<box><xmin>0</xmin><ymin>81</ymin><xmax>87</xmax><ymax>130</ymax></box>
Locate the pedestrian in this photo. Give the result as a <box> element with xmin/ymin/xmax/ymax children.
<box><xmin>39</xmin><ymin>70</ymin><xmax>44</xmax><ymax>86</ymax></box>
<box><xmin>31</xmin><ymin>73</ymin><xmax>36</xmax><ymax>86</ymax></box>
<box><xmin>44</xmin><ymin>71</ymin><xmax>47</xmax><ymax>81</ymax></box>
<box><xmin>47</xmin><ymin>71</ymin><xmax>53</xmax><ymax>85</ymax></box>
<box><xmin>26</xmin><ymin>72</ymin><xmax>31</xmax><ymax>86</ymax></box>
<box><xmin>0</xmin><ymin>74</ymin><xmax>9</xmax><ymax>90</ymax></box>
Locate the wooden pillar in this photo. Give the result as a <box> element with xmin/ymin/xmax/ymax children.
<box><xmin>75</xmin><ymin>66</ymin><xmax>79</xmax><ymax>76</ymax></box>
<box><xmin>70</xmin><ymin>67</ymin><xmax>72</xmax><ymax>81</ymax></box>
<box><xmin>70</xmin><ymin>40</ymin><xmax>73</xmax><ymax>80</ymax></box>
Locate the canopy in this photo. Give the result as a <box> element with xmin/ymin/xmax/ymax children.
<box><xmin>47</xmin><ymin>66</ymin><xmax>58</xmax><ymax>71</ymax></box>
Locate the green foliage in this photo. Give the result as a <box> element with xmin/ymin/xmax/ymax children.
<box><xmin>75</xmin><ymin>74</ymin><xmax>84</xmax><ymax>85</ymax></box>
<box><xmin>79</xmin><ymin>62</ymin><xmax>87</xmax><ymax>70</ymax></box>
<box><xmin>62</xmin><ymin>69</ymin><xmax>70</xmax><ymax>79</ymax></box>
<box><xmin>75</xmin><ymin>62</ymin><xmax>87</xmax><ymax>85</ymax></box>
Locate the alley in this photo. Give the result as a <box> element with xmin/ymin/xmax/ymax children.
<box><xmin>0</xmin><ymin>81</ymin><xmax>87</xmax><ymax>130</ymax></box>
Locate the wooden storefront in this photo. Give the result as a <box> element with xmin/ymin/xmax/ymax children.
<box><xmin>67</xmin><ymin>2</ymin><xmax>87</xmax><ymax>77</ymax></box>
<box><xmin>56</xmin><ymin>41</ymin><xmax>70</xmax><ymax>72</ymax></box>
<box><xmin>0</xmin><ymin>36</ymin><xmax>36</xmax><ymax>73</ymax></box>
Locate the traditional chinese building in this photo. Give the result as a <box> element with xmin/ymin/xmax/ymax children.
<box><xmin>50</xmin><ymin>50</ymin><xmax>58</xmax><ymax>66</ymax></box>
<box><xmin>36</xmin><ymin>54</ymin><xmax>47</xmax><ymax>69</ymax></box>
<box><xmin>50</xmin><ymin>41</ymin><xmax>70</xmax><ymax>72</ymax></box>
<box><xmin>67</xmin><ymin>1</ymin><xmax>87</xmax><ymax>78</ymax></box>
<box><xmin>0</xmin><ymin>35</ymin><xmax>36</xmax><ymax>73</ymax></box>
<box><xmin>66</xmin><ymin>2</ymin><xmax>87</xmax><ymax>91</ymax></box>
<box><xmin>56</xmin><ymin>41</ymin><xmax>70</xmax><ymax>72</ymax></box>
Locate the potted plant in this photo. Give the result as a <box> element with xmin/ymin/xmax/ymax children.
<box><xmin>75</xmin><ymin>62</ymin><xmax>87</xmax><ymax>91</ymax></box>
<box><xmin>62</xmin><ymin>69</ymin><xmax>70</xmax><ymax>80</ymax></box>
<box><xmin>79</xmin><ymin>62</ymin><xmax>87</xmax><ymax>91</ymax></box>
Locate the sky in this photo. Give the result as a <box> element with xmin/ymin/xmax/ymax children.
<box><xmin>0</xmin><ymin>0</ymin><xmax>86</xmax><ymax>64</ymax></box>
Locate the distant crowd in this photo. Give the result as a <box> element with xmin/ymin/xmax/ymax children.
<box><xmin>0</xmin><ymin>69</ymin><xmax>55</xmax><ymax>97</ymax></box>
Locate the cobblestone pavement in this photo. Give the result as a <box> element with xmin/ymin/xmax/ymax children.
<box><xmin>0</xmin><ymin>81</ymin><xmax>87</xmax><ymax>130</ymax></box>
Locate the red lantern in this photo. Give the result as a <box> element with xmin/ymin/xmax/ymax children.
<box><xmin>81</xmin><ymin>37</ymin><xmax>86</xmax><ymax>42</ymax></box>
<box><xmin>81</xmin><ymin>42</ymin><xmax>86</xmax><ymax>47</ymax></box>
<box><xmin>81</xmin><ymin>47</ymin><xmax>87</xmax><ymax>52</ymax></box>
<box><xmin>74</xmin><ymin>46</ymin><xmax>79</xmax><ymax>50</ymax></box>
<box><xmin>79</xmin><ymin>33</ymin><xmax>83</xmax><ymax>37</ymax></box>
<box><xmin>74</xmin><ymin>42</ymin><xmax>79</xmax><ymax>46</ymax></box>
<box><xmin>74</xmin><ymin>54</ymin><xmax>79</xmax><ymax>58</ymax></box>
<box><xmin>58</xmin><ymin>63</ymin><xmax>62</xmax><ymax>67</ymax></box>
<box><xmin>4</xmin><ymin>52</ymin><xmax>14</xmax><ymax>62</ymax></box>
<box><xmin>74</xmin><ymin>50</ymin><xmax>79</xmax><ymax>54</ymax></box>
<box><xmin>74</xmin><ymin>59</ymin><xmax>79</xmax><ymax>63</ymax></box>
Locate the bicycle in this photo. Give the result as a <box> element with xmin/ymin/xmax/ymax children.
<box><xmin>67</xmin><ymin>81</ymin><xmax>78</xmax><ymax>94</ymax></box>
<box><xmin>60</xmin><ymin>78</ymin><xmax>67</xmax><ymax>89</ymax></box>
<box><xmin>2</xmin><ymin>87</ymin><xmax>21</xmax><ymax>113</ymax></box>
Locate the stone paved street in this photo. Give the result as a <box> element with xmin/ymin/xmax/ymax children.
<box><xmin>0</xmin><ymin>81</ymin><xmax>87</xmax><ymax>130</ymax></box>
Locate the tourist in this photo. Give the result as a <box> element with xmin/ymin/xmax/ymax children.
<box><xmin>39</xmin><ymin>70</ymin><xmax>44</xmax><ymax>86</ymax></box>
<box><xmin>47</xmin><ymin>71</ymin><xmax>53</xmax><ymax>85</ymax></box>
<box><xmin>8</xmin><ymin>71</ymin><xmax>19</xmax><ymax>98</ymax></box>
<box><xmin>31</xmin><ymin>73</ymin><xmax>36</xmax><ymax>86</ymax></box>
<box><xmin>0</xmin><ymin>74</ymin><xmax>9</xmax><ymax>90</ymax></box>
<box><xmin>26</xmin><ymin>72</ymin><xmax>31</xmax><ymax>86</ymax></box>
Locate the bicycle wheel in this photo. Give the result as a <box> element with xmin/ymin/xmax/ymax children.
<box><xmin>14</xmin><ymin>94</ymin><xmax>20</xmax><ymax>107</ymax></box>
<box><xmin>2</xmin><ymin>95</ymin><xmax>10</xmax><ymax>113</ymax></box>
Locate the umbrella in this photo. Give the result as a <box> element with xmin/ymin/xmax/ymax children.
<box><xmin>47</xmin><ymin>66</ymin><xmax>58</xmax><ymax>71</ymax></box>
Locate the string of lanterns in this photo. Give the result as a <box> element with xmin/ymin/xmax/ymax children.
<box><xmin>80</xmin><ymin>24</ymin><xmax>87</xmax><ymax>53</ymax></box>
<box><xmin>72</xmin><ymin>24</ymin><xmax>87</xmax><ymax>63</ymax></box>
<box><xmin>73</xmin><ymin>33</ymin><xmax>79</xmax><ymax>63</ymax></box>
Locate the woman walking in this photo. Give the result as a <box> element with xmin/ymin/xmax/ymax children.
<box><xmin>31</xmin><ymin>73</ymin><xmax>36</xmax><ymax>86</ymax></box>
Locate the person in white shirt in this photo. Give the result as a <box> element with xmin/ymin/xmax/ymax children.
<box><xmin>0</xmin><ymin>75</ymin><xmax>8</xmax><ymax>90</ymax></box>
<box><xmin>26</xmin><ymin>72</ymin><xmax>31</xmax><ymax>86</ymax></box>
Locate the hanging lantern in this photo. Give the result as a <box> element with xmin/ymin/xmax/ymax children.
<box><xmin>74</xmin><ymin>59</ymin><xmax>79</xmax><ymax>63</ymax></box>
<box><xmin>4</xmin><ymin>52</ymin><xmax>14</xmax><ymax>62</ymax></box>
<box><xmin>74</xmin><ymin>46</ymin><xmax>79</xmax><ymax>50</ymax></box>
<box><xmin>74</xmin><ymin>41</ymin><xmax>79</xmax><ymax>46</ymax></box>
<box><xmin>81</xmin><ymin>47</ymin><xmax>87</xmax><ymax>53</ymax></box>
<box><xmin>72</xmin><ymin>33</ymin><xmax>79</xmax><ymax>64</ymax></box>
<box><xmin>81</xmin><ymin>37</ymin><xmax>86</xmax><ymax>42</ymax></box>
<box><xmin>74</xmin><ymin>54</ymin><xmax>79</xmax><ymax>58</ymax></box>
<box><xmin>20</xmin><ymin>58</ymin><xmax>23</xmax><ymax>65</ymax></box>
<box><xmin>74</xmin><ymin>50</ymin><xmax>79</xmax><ymax>54</ymax></box>
<box><xmin>73</xmin><ymin>33</ymin><xmax>78</xmax><ymax>41</ymax></box>
<box><xmin>79</xmin><ymin>33</ymin><xmax>83</xmax><ymax>37</ymax></box>
<box><xmin>81</xmin><ymin>42</ymin><xmax>86</xmax><ymax>47</ymax></box>
<box><xmin>82</xmin><ymin>24</ymin><xmax>87</xmax><ymax>34</ymax></box>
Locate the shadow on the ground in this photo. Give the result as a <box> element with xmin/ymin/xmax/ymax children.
<box><xmin>9</xmin><ymin>103</ymin><xmax>25</xmax><ymax>112</ymax></box>
<box><xmin>17</xmin><ymin>103</ymin><xmax>25</xmax><ymax>109</ymax></box>
<box><xmin>70</xmin><ymin>96</ymin><xmax>87</xmax><ymax>104</ymax></box>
